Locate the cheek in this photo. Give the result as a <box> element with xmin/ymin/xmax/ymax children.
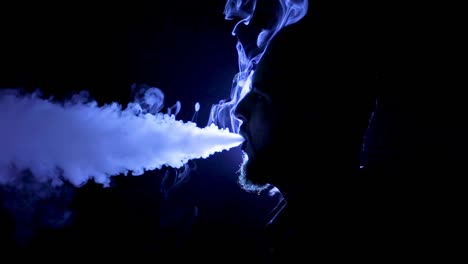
<box><xmin>249</xmin><ymin>126</ymin><xmax>265</xmax><ymax>151</ymax></box>
<box><xmin>250</xmin><ymin>118</ymin><xmax>279</xmax><ymax>151</ymax></box>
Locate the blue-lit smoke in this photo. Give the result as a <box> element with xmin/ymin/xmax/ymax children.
<box><xmin>208</xmin><ymin>0</ymin><xmax>309</xmax><ymax>133</ymax></box>
<box><xmin>0</xmin><ymin>87</ymin><xmax>243</xmax><ymax>188</ymax></box>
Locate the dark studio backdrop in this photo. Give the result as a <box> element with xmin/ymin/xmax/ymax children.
<box><xmin>0</xmin><ymin>0</ymin><xmax>465</xmax><ymax>260</ymax></box>
<box><xmin>0</xmin><ymin>1</ymin><xmax>281</xmax><ymax>259</ymax></box>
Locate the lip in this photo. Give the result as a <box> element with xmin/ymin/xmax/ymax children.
<box><xmin>241</xmin><ymin>140</ymin><xmax>247</xmax><ymax>151</ymax></box>
<box><xmin>238</xmin><ymin>128</ymin><xmax>249</xmax><ymax>152</ymax></box>
<box><xmin>241</xmin><ymin>139</ymin><xmax>253</xmax><ymax>157</ymax></box>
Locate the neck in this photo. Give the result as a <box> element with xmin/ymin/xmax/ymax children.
<box><xmin>273</xmin><ymin>163</ymin><xmax>363</xmax><ymax>208</ymax></box>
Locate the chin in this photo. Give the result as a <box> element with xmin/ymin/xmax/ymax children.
<box><xmin>237</xmin><ymin>152</ymin><xmax>270</xmax><ymax>193</ymax></box>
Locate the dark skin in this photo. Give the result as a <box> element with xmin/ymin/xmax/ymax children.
<box><xmin>233</xmin><ymin>14</ymin><xmax>382</xmax><ymax>259</ymax></box>
<box><xmin>231</xmin><ymin>2</ymin><xmax>458</xmax><ymax>261</ymax></box>
<box><xmin>234</xmin><ymin>16</ymin><xmax>377</xmax><ymax>203</ymax></box>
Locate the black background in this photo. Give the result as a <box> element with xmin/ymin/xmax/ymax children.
<box><xmin>1</xmin><ymin>0</ymin><xmax>465</xmax><ymax>261</ymax></box>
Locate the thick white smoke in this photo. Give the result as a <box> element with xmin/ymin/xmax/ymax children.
<box><xmin>0</xmin><ymin>87</ymin><xmax>243</xmax><ymax>188</ymax></box>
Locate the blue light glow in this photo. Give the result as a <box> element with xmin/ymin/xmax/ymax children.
<box><xmin>0</xmin><ymin>88</ymin><xmax>243</xmax><ymax>187</ymax></box>
<box><xmin>208</xmin><ymin>0</ymin><xmax>309</xmax><ymax>133</ymax></box>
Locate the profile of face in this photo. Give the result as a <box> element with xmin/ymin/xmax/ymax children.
<box><xmin>234</xmin><ymin>35</ymin><xmax>305</xmax><ymax>193</ymax></box>
<box><xmin>234</xmin><ymin>75</ymin><xmax>280</xmax><ymax>193</ymax></box>
<box><xmin>233</xmin><ymin>19</ymin><xmax>376</xmax><ymax>193</ymax></box>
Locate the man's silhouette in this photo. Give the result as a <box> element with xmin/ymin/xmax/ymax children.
<box><xmin>233</xmin><ymin>7</ymin><xmax>390</xmax><ymax>261</ymax></box>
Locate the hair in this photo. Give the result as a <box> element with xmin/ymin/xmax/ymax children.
<box><xmin>253</xmin><ymin>12</ymin><xmax>380</xmax><ymax>170</ymax></box>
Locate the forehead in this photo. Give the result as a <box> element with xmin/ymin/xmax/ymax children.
<box><xmin>251</xmin><ymin>57</ymin><xmax>300</xmax><ymax>101</ymax></box>
<box><xmin>251</xmin><ymin>54</ymin><xmax>283</xmax><ymax>96</ymax></box>
<box><xmin>250</xmin><ymin>28</ymin><xmax>306</xmax><ymax>96</ymax></box>
<box><xmin>251</xmin><ymin>65</ymin><xmax>269</xmax><ymax>93</ymax></box>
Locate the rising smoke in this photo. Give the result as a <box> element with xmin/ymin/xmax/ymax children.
<box><xmin>0</xmin><ymin>0</ymin><xmax>308</xmax><ymax>249</ymax></box>
<box><xmin>208</xmin><ymin>0</ymin><xmax>309</xmax><ymax>133</ymax></box>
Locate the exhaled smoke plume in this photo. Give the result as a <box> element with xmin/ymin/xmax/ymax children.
<box><xmin>0</xmin><ymin>87</ymin><xmax>244</xmax><ymax>188</ymax></box>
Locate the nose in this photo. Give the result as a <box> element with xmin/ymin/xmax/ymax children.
<box><xmin>234</xmin><ymin>93</ymin><xmax>250</xmax><ymax>123</ymax></box>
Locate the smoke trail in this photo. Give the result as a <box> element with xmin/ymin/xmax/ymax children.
<box><xmin>0</xmin><ymin>172</ymin><xmax>75</xmax><ymax>247</ymax></box>
<box><xmin>208</xmin><ymin>0</ymin><xmax>309</xmax><ymax>133</ymax></box>
<box><xmin>0</xmin><ymin>87</ymin><xmax>244</xmax><ymax>188</ymax></box>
